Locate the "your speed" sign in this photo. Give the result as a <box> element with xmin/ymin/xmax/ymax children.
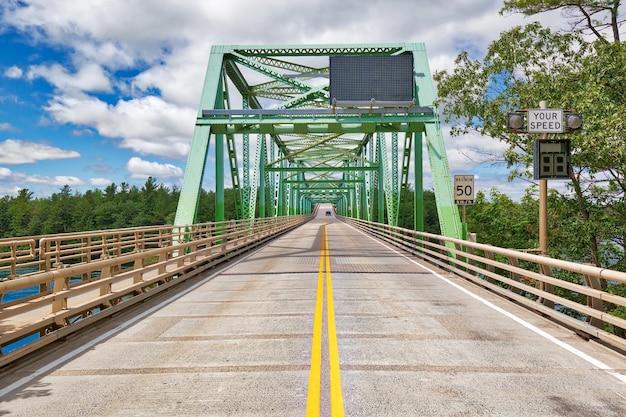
<box><xmin>527</xmin><ymin>109</ymin><xmax>563</xmax><ymax>133</ymax></box>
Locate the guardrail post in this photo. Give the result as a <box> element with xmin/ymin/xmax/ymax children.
<box><xmin>454</xmin><ymin>241</ymin><xmax>466</xmax><ymax>270</ymax></box>
<box><xmin>484</xmin><ymin>250</ymin><xmax>496</xmax><ymax>284</ymax></box>
<box><xmin>538</xmin><ymin>264</ymin><xmax>555</xmax><ymax>308</ymax></box>
<box><xmin>158</xmin><ymin>252</ymin><xmax>167</xmax><ymax>274</ymax></box>
<box><xmin>40</xmin><ymin>238</ymin><xmax>51</xmax><ymax>272</ymax></box>
<box><xmin>133</xmin><ymin>257</ymin><xmax>145</xmax><ymax>284</ymax></box>
<box><xmin>99</xmin><ymin>262</ymin><xmax>113</xmax><ymax>306</ymax></box>
<box><xmin>51</xmin><ymin>267</ymin><xmax>69</xmax><ymax>314</ymax></box>
<box><xmin>10</xmin><ymin>241</ymin><xmax>17</xmax><ymax>277</ymax></box>
<box><xmin>466</xmin><ymin>233</ymin><xmax>476</xmax><ymax>270</ymax></box>
<box><xmin>506</xmin><ymin>256</ymin><xmax>523</xmax><ymax>295</ymax></box>
<box><xmin>582</xmin><ymin>268</ymin><xmax>603</xmax><ymax>328</ymax></box>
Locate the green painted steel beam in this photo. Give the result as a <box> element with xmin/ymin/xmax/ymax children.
<box><xmin>265</xmin><ymin>166</ymin><xmax>378</xmax><ymax>172</ymax></box>
<box><xmin>198</xmin><ymin>121</ymin><xmax>429</xmax><ymax>135</ymax></box>
<box><xmin>174</xmin><ymin>46</ymin><xmax>225</xmax><ymax>227</ymax></box>
<box><xmin>174</xmin><ymin>43</ymin><xmax>462</xmax><ymax>240</ymax></box>
<box><xmin>377</xmin><ymin>134</ymin><xmax>385</xmax><ymax>224</ymax></box>
<box><xmin>285</xmin><ymin>179</ymin><xmax>362</xmax><ymax>184</ymax></box>
<box><xmin>230</xmin><ymin>44</ymin><xmax>405</xmax><ymax>57</ymax></box>
<box><xmin>299</xmin><ymin>188</ymin><xmax>352</xmax><ymax>192</ymax></box>
<box><xmin>413</xmin><ymin>46</ymin><xmax>462</xmax><ymax>239</ymax></box>
<box><xmin>173</xmin><ymin>125</ymin><xmax>211</xmax><ymax>227</ymax></box>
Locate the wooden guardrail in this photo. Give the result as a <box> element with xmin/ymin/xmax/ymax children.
<box><xmin>0</xmin><ymin>215</ymin><xmax>312</xmax><ymax>367</ymax></box>
<box><xmin>343</xmin><ymin>217</ymin><xmax>626</xmax><ymax>352</ymax></box>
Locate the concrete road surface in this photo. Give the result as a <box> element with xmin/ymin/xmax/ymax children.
<box><xmin>1</xmin><ymin>206</ymin><xmax>626</xmax><ymax>416</ymax></box>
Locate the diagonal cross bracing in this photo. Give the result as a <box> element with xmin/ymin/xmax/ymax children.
<box><xmin>174</xmin><ymin>43</ymin><xmax>462</xmax><ymax>240</ymax></box>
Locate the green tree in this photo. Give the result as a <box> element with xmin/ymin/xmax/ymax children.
<box><xmin>501</xmin><ymin>1</ymin><xmax>623</xmax><ymax>43</ymax></box>
<box><xmin>0</xmin><ymin>196</ymin><xmax>9</xmax><ymax>238</ymax></box>
<box><xmin>43</xmin><ymin>185</ymin><xmax>74</xmax><ymax>234</ymax></box>
<box><xmin>434</xmin><ymin>1</ymin><xmax>626</xmax><ymax>268</ymax></box>
<box><xmin>398</xmin><ymin>189</ymin><xmax>440</xmax><ymax>234</ymax></box>
<box><xmin>73</xmin><ymin>189</ymin><xmax>101</xmax><ymax>231</ymax></box>
<box><xmin>7</xmin><ymin>189</ymin><xmax>34</xmax><ymax>237</ymax></box>
<box><xmin>467</xmin><ymin>188</ymin><xmax>537</xmax><ymax>249</ymax></box>
<box><xmin>138</xmin><ymin>177</ymin><xmax>159</xmax><ymax>225</ymax></box>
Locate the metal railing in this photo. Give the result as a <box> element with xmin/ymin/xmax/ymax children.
<box><xmin>0</xmin><ymin>215</ymin><xmax>312</xmax><ymax>366</ymax></box>
<box><xmin>343</xmin><ymin>217</ymin><xmax>626</xmax><ymax>352</ymax></box>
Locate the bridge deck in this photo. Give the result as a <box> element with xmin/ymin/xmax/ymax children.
<box><xmin>2</xmin><ymin>211</ymin><xmax>626</xmax><ymax>416</ymax></box>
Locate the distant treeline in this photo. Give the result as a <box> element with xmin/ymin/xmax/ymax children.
<box><xmin>0</xmin><ymin>178</ymin><xmax>443</xmax><ymax>239</ymax></box>
<box><xmin>1</xmin><ymin>178</ymin><xmax>206</xmax><ymax>238</ymax></box>
<box><xmin>2</xmin><ymin>179</ymin><xmax>623</xmax><ymax>272</ymax></box>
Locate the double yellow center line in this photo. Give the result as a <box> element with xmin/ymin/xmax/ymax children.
<box><xmin>306</xmin><ymin>221</ymin><xmax>344</xmax><ymax>416</ymax></box>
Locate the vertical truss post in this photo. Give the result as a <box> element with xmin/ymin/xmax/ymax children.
<box><xmin>226</xmin><ymin>133</ymin><xmax>242</xmax><ymax>219</ymax></box>
<box><xmin>276</xmin><ymin>156</ymin><xmax>285</xmax><ymax>217</ymax></box>
<box><xmin>399</xmin><ymin>132</ymin><xmax>413</xmax><ymax>228</ymax></box>
<box><xmin>381</xmin><ymin>132</ymin><xmax>400</xmax><ymax>226</ymax></box>
<box><xmin>215</xmin><ymin>132</ymin><xmax>225</xmax><ymax>222</ymax></box>
<box><xmin>414</xmin><ymin>131</ymin><xmax>424</xmax><ymax>232</ymax></box>
<box><xmin>215</xmin><ymin>70</ymin><xmax>226</xmax><ymax>225</ymax></box>
<box><xmin>287</xmin><ymin>168</ymin><xmax>294</xmax><ymax>215</ymax></box>
<box><xmin>265</xmin><ymin>136</ymin><xmax>272</xmax><ymax>216</ymax></box>
<box><xmin>360</xmin><ymin>170</ymin><xmax>366</xmax><ymax>219</ymax></box>
<box><xmin>241</xmin><ymin>97</ymin><xmax>251</xmax><ymax>220</ymax></box>
<box><xmin>249</xmin><ymin>133</ymin><xmax>264</xmax><ymax>220</ymax></box>
<box><xmin>299</xmin><ymin>170</ymin><xmax>307</xmax><ymax>214</ymax></box>
<box><xmin>174</xmin><ymin>125</ymin><xmax>211</xmax><ymax>227</ymax></box>
<box><xmin>385</xmin><ymin>132</ymin><xmax>400</xmax><ymax>226</ymax></box>
<box><xmin>377</xmin><ymin>133</ymin><xmax>385</xmax><ymax>224</ymax></box>
<box><xmin>365</xmin><ymin>139</ymin><xmax>374</xmax><ymax>222</ymax></box>
<box><xmin>413</xmin><ymin>45</ymin><xmax>462</xmax><ymax>239</ymax></box>
<box><xmin>354</xmin><ymin>163</ymin><xmax>362</xmax><ymax>220</ymax></box>
<box><xmin>343</xmin><ymin>160</ymin><xmax>353</xmax><ymax>218</ymax></box>
<box><xmin>174</xmin><ymin>46</ymin><xmax>226</xmax><ymax>227</ymax></box>
<box><xmin>259</xmin><ymin>135</ymin><xmax>266</xmax><ymax>218</ymax></box>
<box><xmin>424</xmin><ymin>122</ymin><xmax>462</xmax><ymax>238</ymax></box>
<box><xmin>270</xmin><ymin>140</ymin><xmax>279</xmax><ymax>217</ymax></box>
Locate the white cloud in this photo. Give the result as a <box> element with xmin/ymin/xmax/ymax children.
<box><xmin>0</xmin><ymin>185</ymin><xmax>21</xmax><ymax>196</ymax></box>
<box><xmin>0</xmin><ymin>0</ymin><xmax>577</xmax><ymax>199</ymax></box>
<box><xmin>45</xmin><ymin>94</ymin><xmax>194</xmax><ymax>159</ymax></box>
<box><xmin>0</xmin><ymin>139</ymin><xmax>80</xmax><ymax>164</ymax></box>
<box><xmin>24</xmin><ymin>174</ymin><xmax>84</xmax><ymax>186</ymax></box>
<box><xmin>131</xmin><ymin>42</ymin><xmax>210</xmax><ymax>107</ymax></box>
<box><xmin>126</xmin><ymin>156</ymin><xmax>183</xmax><ymax>179</ymax></box>
<box><xmin>4</xmin><ymin>65</ymin><xmax>23</xmax><ymax>78</ymax></box>
<box><xmin>0</xmin><ymin>167</ymin><xmax>13</xmax><ymax>178</ymax></box>
<box><xmin>27</xmin><ymin>62</ymin><xmax>112</xmax><ymax>94</ymax></box>
<box><xmin>89</xmin><ymin>177</ymin><xmax>113</xmax><ymax>187</ymax></box>
<box><xmin>0</xmin><ymin>168</ymin><xmax>86</xmax><ymax>197</ymax></box>
<box><xmin>0</xmin><ymin>122</ymin><xmax>12</xmax><ymax>131</ymax></box>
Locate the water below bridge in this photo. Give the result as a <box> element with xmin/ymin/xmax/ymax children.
<box><xmin>1</xmin><ymin>207</ymin><xmax>626</xmax><ymax>416</ymax></box>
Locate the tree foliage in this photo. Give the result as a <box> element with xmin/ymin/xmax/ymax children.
<box><xmin>501</xmin><ymin>0</ymin><xmax>623</xmax><ymax>42</ymax></box>
<box><xmin>397</xmin><ymin>189</ymin><xmax>441</xmax><ymax>234</ymax></box>
<box><xmin>434</xmin><ymin>1</ymin><xmax>626</xmax><ymax>269</ymax></box>
<box><xmin>0</xmin><ymin>178</ymin><xmax>240</xmax><ymax>238</ymax></box>
<box><xmin>466</xmin><ymin>188</ymin><xmax>538</xmax><ymax>249</ymax></box>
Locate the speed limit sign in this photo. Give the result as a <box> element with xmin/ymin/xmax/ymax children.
<box><xmin>454</xmin><ymin>175</ymin><xmax>474</xmax><ymax>205</ymax></box>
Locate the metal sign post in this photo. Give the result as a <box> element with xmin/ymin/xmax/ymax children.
<box><xmin>538</xmin><ymin>101</ymin><xmax>549</xmax><ymax>255</ymax></box>
<box><xmin>506</xmin><ymin>103</ymin><xmax>581</xmax><ymax>256</ymax></box>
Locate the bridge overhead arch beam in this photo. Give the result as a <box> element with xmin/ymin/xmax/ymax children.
<box><xmin>173</xmin><ymin>43</ymin><xmax>462</xmax><ymax>240</ymax></box>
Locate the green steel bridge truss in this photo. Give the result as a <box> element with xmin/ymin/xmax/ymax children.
<box><xmin>173</xmin><ymin>43</ymin><xmax>462</xmax><ymax>239</ymax></box>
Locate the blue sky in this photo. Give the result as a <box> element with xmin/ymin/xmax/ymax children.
<box><xmin>0</xmin><ymin>0</ymin><xmax>560</xmax><ymax>200</ymax></box>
